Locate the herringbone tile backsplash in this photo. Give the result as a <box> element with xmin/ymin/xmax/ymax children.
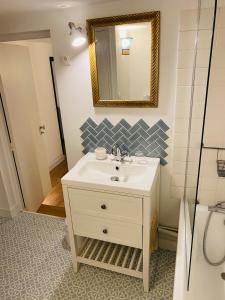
<box><xmin>80</xmin><ymin>118</ymin><xmax>169</xmax><ymax>165</ymax></box>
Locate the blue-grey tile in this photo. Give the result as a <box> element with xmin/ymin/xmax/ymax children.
<box><xmin>120</xmin><ymin>127</ymin><xmax>131</xmax><ymax>138</ymax></box>
<box><xmin>119</xmin><ymin>136</ymin><xmax>131</xmax><ymax>146</ymax></box>
<box><xmin>97</xmin><ymin>138</ymin><xmax>106</xmax><ymax>147</ymax></box>
<box><xmin>160</xmin><ymin>158</ymin><xmax>168</xmax><ymax>165</ymax></box>
<box><xmin>88</xmin><ymin>126</ymin><xmax>97</xmax><ymax>136</ymax></box>
<box><xmin>156</xmin><ymin>137</ymin><xmax>168</xmax><ymax>149</ymax></box>
<box><xmin>95</xmin><ymin>122</ymin><xmax>105</xmax><ymax>132</ymax></box>
<box><xmin>137</xmin><ymin>119</ymin><xmax>150</xmax><ymax>131</ymax></box>
<box><xmin>104</xmin><ymin>142</ymin><xmax>112</xmax><ymax>153</ymax></box>
<box><xmin>81</xmin><ymin>130</ymin><xmax>90</xmax><ymax>140</ymax></box>
<box><xmin>120</xmin><ymin>119</ymin><xmax>131</xmax><ymax>129</ymax></box>
<box><xmin>130</xmin><ymin>132</ymin><xmax>140</xmax><ymax>143</ymax></box>
<box><xmin>104</xmin><ymin>135</ymin><xmax>114</xmax><ymax>146</ymax></box>
<box><xmin>129</xmin><ymin>123</ymin><xmax>140</xmax><ymax>134</ymax></box>
<box><xmin>113</xmin><ymin>131</ymin><xmax>123</xmax><ymax>142</ymax></box>
<box><xmin>157</xmin><ymin>129</ymin><xmax>169</xmax><ymax>140</ymax></box>
<box><xmin>147</xmin><ymin>132</ymin><xmax>159</xmax><ymax>144</ymax></box>
<box><xmin>135</xmin><ymin>144</ymin><xmax>147</xmax><ymax>155</ymax></box>
<box><xmin>103</xmin><ymin>127</ymin><xmax>113</xmax><ymax>136</ymax></box>
<box><xmin>138</xmin><ymin>128</ymin><xmax>149</xmax><ymax>140</ymax></box>
<box><xmin>80</xmin><ymin>122</ymin><xmax>89</xmax><ymax>132</ymax></box>
<box><xmin>102</xmin><ymin>118</ymin><xmax>113</xmax><ymax>129</ymax></box>
<box><xmin>157</xmin><ymin>119</ymin><xmax>169</xmax><ymax>131</ymax></box>
<box><xmin>88</xmin><ymin>135</ymin><xmax>98</xmax><ymax>144</ymax></box>
<box><xmin>147</xmin><ymin>141</ymin><xmax>159</xmax><ymax>152</ymax></box>
<box><xmin>96</xmin><ymin>130</ymin><xmax>105</xmax><ymax>141</ymax></box>
<box><xmin>138</xmin><ymin>137</ymin><xmax>149</xmax><ymax>148</ymax></box>
<box><xmin>87</xmin><ymin>117</ymin><xmax>97</xmax><ymax>128</ymax></box>
<box><xmin>82</xmin><ymin>138</ymin><xmax>90</xmax><ymax>148</ymax></box>
<box><xmin>112</xmin><ymin>123</ymin><xmax>122</xmax><ymax>134</ymax></box>
<box><xmin>82</xmin><ymin>148</ymin><xmax>89</xmax><ymax>154</ymax></box>
<box><xmin>157</xmin><ymin>147</ymin><xmax>168</xmax><ymax>158</ymax></box>
<box><xmin>147</xmin><ymin>124</ymin><xmax>159</xmax><ymax>136</ymax></box>
<box><xmin>130</xmin><ymin>140</ymin><xmax>140</xmax><ymax>151</ymax></box>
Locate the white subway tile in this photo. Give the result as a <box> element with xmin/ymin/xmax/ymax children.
<box><xmin>175</xmin><ymin>102</ymin><xmax>190</xmax><ymax>118</ymax></box>
<box><xmin>188</xmin><ymin>147</ymin><xmax>200</xmax><ymax>162</ymax></box>
<box><xmin>174</xmin><ymin>133</ymin><xmax>189</xmax><ymax>148</ymax></box>
<box><xmin>196</xmin><ymin>49</ymin><xmax>210</xmax><ymax>67</ymax></box>
<box><xmin>198</xmin><ymin>30</ymin><xmax>212</xmax><ymax>49</ymax></box>
<box><xmin>176</xmin><ymin>86</ymin><xmax>192</xmax><ymax>103</ymax></box>
<box><xmin>199</xmin><ymin>8</ymin><xmax>214</xmax><ymax>30</ymax></box>
<box><xmin>180</xmin><ymin>10</ymin><xmax>198</xmax><ymax>31</ymax></box>
<box><xmin>177</xmin><ymin>69</ymin><xmax>193</xmax><ymax>86</ymax></box>
<box><xmin>173</xmin><ymin>147</ymin><xmax>187</xmax><ymax>161</ymax></box>
<box><xmin>190</xmin><ymin>118</ymin><xmax>203</xmax><ymax>133</ymax></box>
<box><xmin>178</xmin><ymin>50</ymin><xmax>195</xmax><ymax>68</ymax></box>
<box><xmin>192</xmin><ymin>101</ymin><xmax>205</xmax><ymax>118</ymax></box>
<box><xmin>172</xmin><ymin>174</ymin><xmax>185</xmax><ymax>187</ymax></box>
<box><xmin>199</xmin><ymin>189</ymin><xmax>216</xmax><ymax>205</ymax></box>
<box><xmin>171</xmin><ymin>186</ymin><xmax>184</xmax><ymax>199</ymax></box>
<box><xmin>179</xmin><ymin>31</ymin><xmax>197</xmax><ymax>50</ymax></box>
<box><xmin>193</xmin><ymin>85</ymin><xmax>206</xmax><ymax>102</ymax></box>
<box><xmin>173</xmin><ymin>161</ymin><xmax>186</xmax><ymax>174</ymax></box>
<box><xmin>174</xmin><ymin>118</ymin><xmax>189</xmax><ymax>133</ymax></box>
<box><xmin>187</xmin><ymin>162</ymin><xmax>199</xmax><ymax>175</ymax></box>
<box><xmin>195</xmin><ymin>67</ymin><xmax>208</xmax><ymax>85</ymax></box>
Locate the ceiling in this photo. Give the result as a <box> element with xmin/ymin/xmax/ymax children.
<box><xmin>0</xmin><ymin>0</ymin><xmax>116</xmax><ymax>15</ymax></box>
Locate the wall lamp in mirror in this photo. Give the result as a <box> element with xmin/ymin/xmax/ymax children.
<box><xmin>68</xmin><ymin>22</ymin><xmax>87</xmax><ymax>47</ymax></box>
<box><xmin>121</xmin><ymin>37</ymin><xmax>133</xmax><ymax>55</ymax></box>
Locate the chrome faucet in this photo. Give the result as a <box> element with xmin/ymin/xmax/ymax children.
<box><xmin>111</xmin><ymin>144</ymin><xmax>128</xmax><ymax>162</ymax></box>
<box><xmin>208</xmin><ymin>201</ymin><xmax>225</xmax><ymax>214</ymax></box>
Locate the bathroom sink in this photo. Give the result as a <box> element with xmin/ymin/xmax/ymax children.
<box><xmin>62</xmin><ymin>153</ymin><xmax>160</xmax><ymax>196</ymax></box>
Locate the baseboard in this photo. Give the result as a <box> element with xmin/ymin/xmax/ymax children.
<box><xmin>159</xmin><ymin>232</ymin><xmax>177</xmax><ymax>252</ymax></box>
<box><xmin>0</xmin><ymin>207</ymin><xmax>11</xmax><ymax>218</ymax></box>
<box><xmin>0</xmin><ymin>203</ymin><xmax>21</xmax><ymax>218</ymax></box>
<box><xmin>49</xmin><ymin>154</ymin><xmax>65</xmax><ymax>171</ymax></box>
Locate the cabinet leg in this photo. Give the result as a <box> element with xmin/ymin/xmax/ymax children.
<box><xmin>72</xmin><ymin>261</ymin><xmax>80</xmax><ymax>273</ymax></box>
<box><xmin>143</xmin><ymin>250</ymin><xmax>150</xmax><ymax>292</ymax></box>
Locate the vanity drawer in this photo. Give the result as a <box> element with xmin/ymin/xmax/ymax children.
<box><xmin>68</xmin><ymin>188</ymin><xmax>142</xmax><ymax>224</ymax></box>
<box><xmin>72</xmin><ymin>213</ymin><xmax>142</xmax><ymax>249</ymax></box>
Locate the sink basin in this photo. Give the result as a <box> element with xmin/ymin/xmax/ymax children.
<box><xmin>62</xmin><ymin>153</ymin><xmax>160</xmax><ymax>196</ymax></box>
<box><xmin>78</xmin><ymin>160</ymin><xmax>148</xmax><ymax>183</ymax></box>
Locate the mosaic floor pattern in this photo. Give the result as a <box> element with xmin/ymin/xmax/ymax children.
<box><xmin>0</xmin><ymin>213</ymin><xmax>176</xmax><ymax>300</ymax></box>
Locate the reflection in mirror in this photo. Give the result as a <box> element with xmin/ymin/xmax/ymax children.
<box><xmin>95</xmin><ymin>22</ymin><xmax>151</xmax><ymax>101</ymax></box>
<box><xmin>87</xmin><ymin>12</ymin><xmax>160</xmax><ymax>107</ymax></box>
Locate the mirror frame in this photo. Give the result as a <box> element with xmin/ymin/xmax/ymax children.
<box><xmin>86</xmin><ymin>11</ymin><xmax>160</xmax><ymax>107</ymax></box>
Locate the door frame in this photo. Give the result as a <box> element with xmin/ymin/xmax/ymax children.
<box><xmin>0</xmin><ymin>79</ymin><xmax>23</xmax><ymax>217</ymax></box>
<box><xmin>0</xmin><ymin>29</ymin><xmax>53</xmax><ymax>216</ymax></box>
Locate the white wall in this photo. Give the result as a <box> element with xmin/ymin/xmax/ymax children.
<box><xmin>0</xmin><ymin>0</ymin><xmax>198</xmax><ymax>227</ymax></box>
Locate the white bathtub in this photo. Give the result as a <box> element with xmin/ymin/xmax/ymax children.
<box><xmin>173</xmin><ymin>200</ymin><xmax>225</xmax><ymax>300</ymax></box>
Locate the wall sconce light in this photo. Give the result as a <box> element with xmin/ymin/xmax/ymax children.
<box><xmin>68</xmin><ymin>22</ymin><xmax>87</xmax><ymax>47</ymax></box>
<box><xmin>121</xmin><ymin>37</ymin><xmax>133</xmax><ymax>55</ymax></box>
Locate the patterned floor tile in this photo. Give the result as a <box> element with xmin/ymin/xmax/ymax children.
<box><xmin>0</xmin><ymin>213</ymin><xmax>176</xmax><ymax>300</ymax></box>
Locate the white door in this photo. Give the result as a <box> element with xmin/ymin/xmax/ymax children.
<box><xmin>0</xmin><ymin>43</ymin><xmax>51</xmax><ymax>211</ymax></box>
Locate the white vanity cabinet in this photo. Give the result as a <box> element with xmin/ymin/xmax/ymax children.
<box><xmin>62</xmin><ymin>153</ymin><xmax>160</xmax><ymax>292</ymax></box>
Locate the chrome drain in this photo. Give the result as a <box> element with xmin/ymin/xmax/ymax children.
<box><xmin>110</xmin><ymin>176</ymin><xmax>120</xmax><ymax>182</ymax></box>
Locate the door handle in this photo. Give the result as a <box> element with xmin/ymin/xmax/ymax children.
<box><xmin>39</xmin><ymin>125</ymin><xmax>45</xmax><ymax>135</ymax></box>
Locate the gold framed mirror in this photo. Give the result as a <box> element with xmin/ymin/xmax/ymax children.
<box><xmin>87</xmin><ymin>11</ymin><xmax>160</xmax><ymax>107</ymax></box>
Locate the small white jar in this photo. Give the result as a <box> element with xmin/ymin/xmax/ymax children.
<box><xmin>95</xmin><ymin>147</ymin><xmax>107</xmax><ymax>160</ymax></box>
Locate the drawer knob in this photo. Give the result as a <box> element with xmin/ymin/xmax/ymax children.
<box><xmin>103</xmin><ymin>229</ymin><xmax>108</xmax><ymax>234</ymax></box>
<box><xmin>101</xmin><ymin>204</ymin><xmax>106</xmax><ymax>210</ymax></box>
